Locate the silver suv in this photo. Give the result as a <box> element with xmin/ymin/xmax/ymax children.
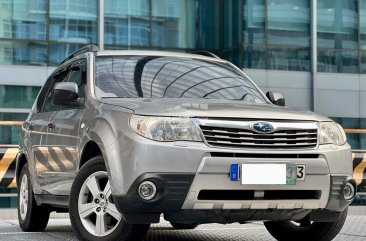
<box><xmin>16</xmin><ymin>45</ymin><xmax>355</xmax><ymax>241</ymax></box>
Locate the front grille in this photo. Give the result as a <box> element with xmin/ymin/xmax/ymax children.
<box><xmin>200</xmin><ymin>125</ymin><xmax>318</xmax><ymax>149</ymax></box>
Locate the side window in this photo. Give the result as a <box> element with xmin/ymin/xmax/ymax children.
<box><xmin>42</xmin><ymin>70</ymin><xmax>69</xmax><ymax>112</ymax></box>
<box><xmin>67</xmin><ymin>60</ymin><xmax>87</xmax><ymax>99</ymax></box>
<box><xmin>41</xmin><ymin>59</ymin><xmax>86</xmax><ymax>112</ymax></box>
<box><xmin>36</xmin><ymin>76</ymin><xmax>53</xmax><ymax>112</ymax></box>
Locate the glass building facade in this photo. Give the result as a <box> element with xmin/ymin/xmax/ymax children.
<box><xmin>0</xmin><ymin>0</ymin><xmax>365</xmax><ymax>149</ymax></box>
<box><xmin>0</xmin><ymin>0</ymin><xmax>365</xmax><ymax>71</ymax></box>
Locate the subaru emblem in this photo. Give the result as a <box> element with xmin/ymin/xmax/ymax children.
<box><xmin>252</xmin><ymin>122</ymin><xmax>274</xmax><ymax>133</ymax></box>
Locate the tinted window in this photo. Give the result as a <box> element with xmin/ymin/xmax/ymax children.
<box><xmin>95</xmin><ymin>56</ymin><xmax>266</xmax><ymax>104</ymax></box>
<box><xmin>68</xmin><ymin>61</ymin><xmax>87</xmax><ymax>98</ymax></box>
<box><xmin>43</xmin><ymin>70</ymin><xmax>68</xmax><ymax>112</ymax></box>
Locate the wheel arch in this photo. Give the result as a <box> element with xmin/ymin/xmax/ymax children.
<box><xmin>16</xmin><ymin>153</ymin><xmax>28</xmax><ymax>183</ymax></box>
<box><xmin>79</xmin><ymin>141</ymin><xmax>103</xmax><ymax>170</ymax></box>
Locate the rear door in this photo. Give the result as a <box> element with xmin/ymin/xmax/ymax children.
<box><xmin>46</xmin><ymin>60</ymin><xmax>87</xmax><ymax>195</ymax></box>
<box><xmin>28</xmin><ymin>112</ymin><xmax>53</xmax><ymax>192</ymax></box>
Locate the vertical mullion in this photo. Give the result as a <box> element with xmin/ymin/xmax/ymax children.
<box><xmin>265</xmin><ymin>0</ymin><xmax>268</xmax><ymax>70</ymax></box>
<box><xmin>98</xmin><ymin>0</ymin><xmax>105</xmax><ymax>50</ymax></box>
<box><xmin>311</xmin><ymin>0</ymin><xmax>317</xmax><ymax>112</ymax></box>
<box><xmin>149</xmin><ymin>0</ymin><xmax>152</xmax><ymax>48</ymax></box>
<box><xmin>358</xmin><ymin>0</ymin><xmax>361</xmax><ymax>73</ymax></box>
<box><xmin>46</xmin><ymin>0</ymin><xmax>50</xmax><ymax>66</ymax></box>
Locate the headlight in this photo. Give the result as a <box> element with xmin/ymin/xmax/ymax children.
<box><xmin>320</xmin><ymin>122</ymin><xmax>347</xmax><ymax>145</ymax></box>
<box><xmin>130</xmin><ymin>115</ymin><xmax>202</xmax><ymax>142</ymax></box>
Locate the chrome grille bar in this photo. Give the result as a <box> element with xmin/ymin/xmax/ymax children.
<box><xmin>196</xmin><ymin>119</ymin><xmax>319</xmax><ymax>149</ymax></box>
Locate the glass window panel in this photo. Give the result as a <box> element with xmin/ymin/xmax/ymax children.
<box><xmin>0</xmin><ymin>0</ymin><xmax>47</xmax><ymax>40</ymax></box>
<box><xmin>318</xmin><ymin>0</ymin><xmax>358</xmax><ymax>49</ymax></box>
<box><xmin>361</xmin><ymin>0</ymin><xmax>366</xmax><ymax>50</ymax></box>
<box><xmin>268</xmin><ymin>47</ymin><xmax>310</xmax><ymax>71</ymax></box>
<box><xmin>318</xmin><ymin>49</ymin><xmax>358</xmax><ymax>73</ymax></box>
<box><xmin>0</xmin><ymin>85</ymin><xmax>40</xmax><ymax>109</ymax></box>
<box><xmin>49</xmin><ymin>0</ymin><xmax>97</xmax><ymax>44</ymax></box>
<box><xmin>361</xmin><ymin>51</ymin><xmax>366</xmax><ymax>73</ymax></box>
<box><xmin>244</xmin><ymin>0</ymin><xmax>265</xmax><ymax>45</ymax></box>
<box><xmin>0</xmin><ymin>41</ymin><xmax>46</xmax><ymax>65</ymax></box>
<box><xmin>104</xmin><ymin>0</ymin><xmax>150</xmax><ymax>47</ymax></box>
<box><xmin>151</xmin><ymin>0</ymin><xmax>196</xmax><ymax>48</ymax></box>
<box><xmin>223</xmin><ymin>0</ymin><xmax>243</xmax><ymax>49</ymax></box>
<box><xmin>243</xmin><ymin>45</ymin><xmax>266</xmax><ymax>69</ymax></box>
<box><xmin>222</xmin><ymin>47</ymin><xmax>243</xmax><ymax>67</ymax></box>
<box><xmin>48</xmin><ymin>43</ymin><xmax>85</xmax><ymax>66</ymax></box>
<box><xmin>268</xmin><ymin>0</ymin><xmax>310</xmax><ymax>47</ymax></box>
<box><xmin>197</xmin><ymin>0</ymin><xmax>221</xmax><ymax>50</ymax></box>
<box><xmin>0</xmin><ymin>113</ymin><xmax>28</xmax><ymax>145</ymax></box>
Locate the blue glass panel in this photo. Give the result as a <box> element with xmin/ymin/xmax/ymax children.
<box><xmin>268</xmin><ymin>0</ymin><xmax>310</xmax><ymax>47</ymax></box>
<box><xmin>244</xmin><ymin>45</ymin><xmax>266</xmax><ymax>69</ymax></box>
<box><xmin>318</xmin><ymin>0</ymin><xmax>358</xmax><ymax>49</ymax></box>
<box><xmin>0</xmin><ymin>0</ymin><xmax>47</xmax><ymax>40</ymax></box>
<box><xmin>318</xmin><ymin>49</ymin><xmax>358</xmax><ymax>73</ymax></box>
<box><xmin>104</xmin><ymin>0</ymin><xmax>150</xmax><ymax>47</ymax></box>
<box><xmin>48</xmin><ymin>43</ymin><xmax>85</xmax><ymax>66</ymax></box>
<box><xmin>268</xmin><ymin>47</ymin><xmax>310</xmax><ymax>71</ymax></box>
<box><xmin>151</xmin><ymin>0</ymin><xmax>196</xmax><ymax>48</ymax></box>
<box><xmin>0</xmin><ymin>113</ymin><xmax>28</xmax><ymax>145</ymax></box>
<box><xmin>49</xmin><ymin>0</ymin><xmax>97</xmax><ymax>44</ymax></box>
<box><xmin>0</xmin><ymin>41</ymin><xmax>46</xmax><ymax>66</ymax></box>
<box><xmin>244</xmin><ymin>0</ymin><xmax>265</xmax><ymax>45</ymax></box>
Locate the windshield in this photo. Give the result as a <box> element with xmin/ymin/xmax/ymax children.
<box><xmin>95</xmin><ymin>56</ymin><xmax>267</xmax><ymax>104</ymax></box>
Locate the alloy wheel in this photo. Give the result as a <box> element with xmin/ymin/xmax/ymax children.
<box><xmin>78</xmin><ymin>171</ymin><xmax>122</xmax><ymax>237</ymax></box>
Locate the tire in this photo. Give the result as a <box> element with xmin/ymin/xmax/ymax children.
<box><xmin>18</xmin><ymin>163</ymin><xmax>50</xmax><ymax>231</ymax></box>
<box><xmin>69</xmin><ymin>156</ymin><xmax>150</xmax><ymax>241</ymax></box>
<box><xmin>264</xmin><ymin>208</ymin><xmax>348</xmax><ymax>241</ymax></box>
<box><xmin>170</xmin><ymin>222</ymin><xmax>198</xmax><ymax>230</ymax></box>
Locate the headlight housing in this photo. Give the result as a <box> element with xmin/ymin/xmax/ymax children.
<box><xmin>130</xmin><ymin>115</ymin><xmax>202</xmax><ymax>142</ymax></box>
<box><xmin>319</xmin><ymin>122</ymin><xmax>347</xmax><ymax>145</ymax></box>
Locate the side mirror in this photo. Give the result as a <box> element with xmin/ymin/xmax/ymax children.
<box><xmin>52</xmin><ymin>82</ymin><xmax>78</xmax><ymax>105</ymax></box>
<box><xmin>266</xmin><ymin>91</ymin><xmax>285</xmax><ymax>106</ymax></box>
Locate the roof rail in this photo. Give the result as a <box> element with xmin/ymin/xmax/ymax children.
<box><xmin>193</xmin><ymin>51</ymin><xmax>221</xmax><ymax>59</ymax></box>
<box><xmin>59</xmin><ymin>44</ymin><xmax>99</xmax><ymax>65</ymax></box>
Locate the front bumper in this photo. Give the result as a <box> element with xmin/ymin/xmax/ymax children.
<box><xmin>114</xmin><ymin>172</ymin><xmax>355</xmax><ymax>224</ymax></box>
<box><xmin>107</xmin><ymin>133</ymin><xmax>355</xmax><ymax>224</ymax></box>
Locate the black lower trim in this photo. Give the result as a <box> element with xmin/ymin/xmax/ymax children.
<box><xmin>309</xmin><ymin>209</ymin><xmax>343</xmax><ymax>222</ymax></box>
<box><xmin>197</xmin><ymin>190</ymin><xmax>321</xmax><ymax>201</ymax></box>
<box><xmin>165</xmin><ymin>209</ymin><xmax>311</xmax><ymax>224</ymax></box>
<box><xmin>113</xmin><ymin>173</ymin><xmax>195</xmax><ymax>215</ymax></box>
<box><xmin>35</xmin><ymin>194</ymin><xmax>69</xmax><ymax>209</ymax></box>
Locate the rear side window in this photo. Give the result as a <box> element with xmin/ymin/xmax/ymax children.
<box><xmin>95</xmin><ymin>56</ymin><xmax>266</xmax><ymax>104</ymax></box>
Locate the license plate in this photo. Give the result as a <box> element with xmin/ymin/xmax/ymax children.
<box><xmin>230</xmin><ymin>163</ymin><xmax>305</xmax><ymax>185</ymax></box>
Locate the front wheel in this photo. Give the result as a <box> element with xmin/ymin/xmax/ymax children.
<box><xmin>69</xmin><ymin>156</ymin><xmax>150</xmax><ymax>241</ymax></box>
<box><xmin>264</xmin><ymin>208</ymin><xmax>348</xmax><ymax>241</ymax></box>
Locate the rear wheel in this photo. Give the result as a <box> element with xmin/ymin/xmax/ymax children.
<box><xmin>170</xmin><ymin>222</ymin><xmax>198</xmax><ymax>230</ymax></box>
<box><xmin>18</xmin><ymin>164</ymin><xmax>50</xmax><ymax>231</ymax></box>
<box><xmin>69</xmin><ymin>156</ymin><xmax>150</xmax><ymax>241</ymax></box>
<box><xmin>264</xmin><ymin>208</ymin><xmax>348</xmax><ymax>241</ymax></box>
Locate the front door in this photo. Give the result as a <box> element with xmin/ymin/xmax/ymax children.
<box><xmin>46</xmin><ymin>60</ymin><xmax>86</xmax><ymax>195</ymax></box>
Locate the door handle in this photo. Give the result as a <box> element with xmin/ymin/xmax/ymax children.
<box><xmin>48</xmin><ymin>122</ymin><xmax>55</xmax><ymax>129</ymax></box>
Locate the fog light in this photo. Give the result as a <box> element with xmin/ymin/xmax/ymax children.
<box><xmin>343</xmin><ymin>182</ymin><xmax>355</xmax><ymax>201</ymax></box>
<box><xmin>138</xmin><ymin>181</ymin><xmax>157</xmax><ymax>200</ymax></box>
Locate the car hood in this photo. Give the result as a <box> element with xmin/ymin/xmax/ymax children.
<box><xmin>100</xmin><ymin>98</ymin><xmax>330</xmax><ymax>121</ymax></box>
